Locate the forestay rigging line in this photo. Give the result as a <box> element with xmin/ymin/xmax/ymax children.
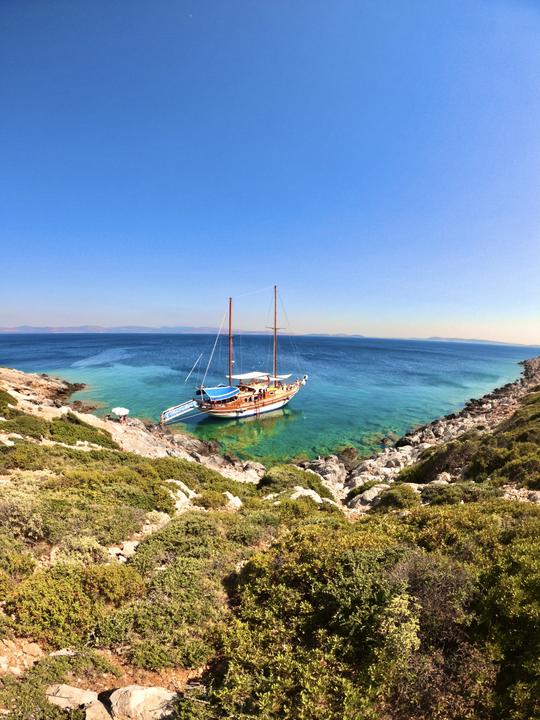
<box><xmin>184</xmin><ymin>353</ymin><xmax>203</xmax><ymax>383</ymax></box>
<box><xmin>201</xmin><ymin>309</ymin><xmax>228</xmax><ymax>388</ymax></box>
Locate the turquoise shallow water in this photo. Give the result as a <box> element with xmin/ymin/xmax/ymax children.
<box><xmin>0</xmin><ymin>334</ymin><xmax>537</xmax><ymax>463</ymax></box>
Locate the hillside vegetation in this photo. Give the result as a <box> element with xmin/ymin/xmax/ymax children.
<box><xmin>0</xmin><ymin>384</ymin><xmax>539</xmax><ymax>719</ymax></box>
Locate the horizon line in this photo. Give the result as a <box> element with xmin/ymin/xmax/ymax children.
<box><xmin>0</xmin><ymin>325</ymin><xmax>538</xmax><ymax>348</ymax></box>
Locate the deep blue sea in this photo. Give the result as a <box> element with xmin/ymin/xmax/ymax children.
<box><xmin>0</xmin><ymin>334</ymin><xmax>537</xmax><ymax>463</ymax></box>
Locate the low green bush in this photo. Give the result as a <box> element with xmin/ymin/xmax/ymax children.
<box><xmin>5</xmin><ymin>566</ymin><xmax>97</xmax><ymax>647</ymax></box>
<box><xmin>400</xmin><ymin>391</ymin><xmax>540</xmax><ymax>494</ymax></box>
<box><xmin>376</xmin><ymin>484</ymin><xmax>420</xmax><ymax>511</ymax></box>
<box><xmin>49</xmin><ymin>412</ymin><xmax>118</xmax><ymax>448</ymax></box>
<box><xmin>0</xmin><ymin>533</ymin><xmax>35</xmax><ymax>580</ymax></box>
<box><xmin>83</xmin><ymin>564</ymin><xmax>145</xmax><ymax>606</ymax></box>
<box><xmin>50</xmin><ymin>535</ymin><xmax>108</xmax><ymax>565</ymax></box>
<box><xmin>0</xmin><ymin>411</ymin><xmax>118</xmax><ymax>448</ymax></box>
<box><xmin>197</xmin><ymin>489</ymin><xmax>227</xmax><ymax>509</ymax></box>
<box><xmin>0</xmin><ymin>390</ymin><xmax>17</xmax><ymax>414</ymax></box>
<box><xmin>421</xmin><ymin>482</ymin><xmax>502</xmax><ymax>506</ymax></box>
<box><xmin>128</xmin><ymin>640</ymin><xmax>182</xmax><ymax>670</ymax></box>
<box><xmin>95</xmin><ymin>554</ymin><xmax>227</xmax><ymax>669</ymax></box>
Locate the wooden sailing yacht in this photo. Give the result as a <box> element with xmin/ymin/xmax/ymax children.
<box><xmin>160</xmin><ymin>286</ymin><xmax>308</xmax><ymax>424</ymax></box>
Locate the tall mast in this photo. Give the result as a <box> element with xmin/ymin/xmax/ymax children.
<box><xmin>273</xmin><ymin>285</ymin><xmax>277</xmax><ymax>385</ymax></box>
<box><xmin>228</xmin><ymin>297</ymin><xmax>233</xmax><ymax>386</ymax></box>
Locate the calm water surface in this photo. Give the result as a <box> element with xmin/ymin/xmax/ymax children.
<box><xmin>0</xmin><ymin>334</ymin><xmax>536</xmax><ymax>463</ymax></box>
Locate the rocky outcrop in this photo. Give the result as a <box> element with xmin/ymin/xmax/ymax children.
<box><xmin>86</xmin><ymin>701</ymin><xmax>113</xmax><ymax>720</ymax></box>
<box><xmin>348</xmin><ymin>483</ymin><xmax>390</xmax><ymax>509</ymax></box>
<box><xmin>300</xmin><ymin>356</ymin><xmax>540</xmax><ymax>511</ymax></box>
<box><xmin>0</xmin><ymin>637</ymin><xmax>43</xmax><ymax>675</ymax></box>
<box><xmin>298</xmin><ymin>456</ymin><xmax>348</xmax><ymax>499</ymax></box>
<box><xmin>46</xmin><ymin>683</ymin><xmax>98</xmax><ymax>709</ymax></box>
<box><xmin>109</xmin><ymin>684</ymin><xmax>177</xmax><ymax>719</ymax></box>
<box><xmin>43</xmin><ymin>683</ymin><xmax>179</xmax><ymax>719</ymax></box>
<box><xmin>502</xmin><ymin>485</ymin><xmax>540</xmax><ymax>503</ymax></box>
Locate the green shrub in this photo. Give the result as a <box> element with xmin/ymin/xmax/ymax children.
<box><xmin>376</xmin><ymin>484</ymin><xmax>420</xmax><ymax>511</ymax></box>
<box><xmin>398</xmin><ymin>437</ymin><xmax>481</xmax><ymax>484</ymax></box>
<box><xmin>421</xmin><ymin>482</ymin><xmax>502</xmax><ymax>506</ymax></box>
<box><xmin>197</xmin><ymin>490</ymin><xmax>226</xmax><ymax>509</ymax></box>
<box><xmin>131</xmin><ymin>513</ymin><xmax>225</xmax><ymax>575</ymax></box>
<box><xmin>172</xmin><ymin>696</ymin><xmax>219</xmax><ymax>720</ymax></box>
<box><xmin>0</xmin><ymin>411</ymin><xmax>118</xmax><ymax>448</ymax></box>
<box><xmin>5</xmin><ymin>566</ymin><xmax>97</xmax><ymax>647</ymax></box>
<box><xmin>50</xmin><ymin>535</ymin><xmax>108</xmax><ymax>565</ymax></box>
<box><xmin>94</xmin><ymin>555</ymin><xmax>226</xmax><ymax>669</ymax></box>
<box><xmin>83</xmin><ymin>564</ymin><xmax>145</xmax><ymax>606</ymax></box>
<box><xmin>0</xmin><ymin>414</ymin><xmax>50</xmax><ymax>439</ymax></box>
<box><xmin>37</xmin><ymin>493</ymin><xmax>146</xmax><ymax>546</ymax></box>
<box><xmin>129</xmin><ymin>640</ymin><xmax>181</xmax><ymax>670</ymax></box>
<box><xmin>49</xmin><ymin>412</ymin><xmax>118</xmax><ymax>448</ymax></box>
<box><xmin>495</xmin><ymin>452</ymin><xmax>540</xmax><ymax>489</ymax></box>
<box><xmin>421</xmin><ymin>484</ymin><xmax>464</xmax><ymax>505</ymax></box>
<box><xmin>0</xmin><ymin>388</ymin><xmax>17</xmax><ymax>415</ymax></box>
<box><xmin>0</xmin><ymin>533</ymin><xmax>35</xmax><ymax>580</ymax></box>
<box><xmin>400</xmin><ymin>390</ymin><xmax>540</xmax><ymax>494</ymax></box>
<box><xmin>344</xmin><ymin>480</ymin><xmax>380</xmax><ymax>504</ymax></box>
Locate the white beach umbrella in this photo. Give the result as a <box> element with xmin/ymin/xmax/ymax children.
<box><xmin>111</xmin><ymin>407</ymin><xmax>130</xmax><ymax>417</ymax></box>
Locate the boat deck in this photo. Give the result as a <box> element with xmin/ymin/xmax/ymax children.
<box><xmin>201</xmin><ymin>382</ymin><xmax>299</xmax><ymax>414</ymax></box>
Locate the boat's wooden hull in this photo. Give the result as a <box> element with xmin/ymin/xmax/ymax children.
<box><xmin>202</xmin><ymin>395</ymin><xmax>291</xmax><ymax>419</ymax></box>
<box><xmin>201</xmin><ymin>386</ymin><xmax>300</xmax><ymax>419</ymax></box>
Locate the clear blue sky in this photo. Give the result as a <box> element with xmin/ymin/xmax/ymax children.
<box><xmin>1</xmin><ymin>0</ymin><xmax>539</xmax><ymax>343</ymax></box>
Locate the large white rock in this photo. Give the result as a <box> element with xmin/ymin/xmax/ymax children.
<box><xmin>110</xmin><ymin>684</ymin><xmax>176</xmax><ymax>720</ymax></box>
<box><xmin>349</xmin><ymin>483</ymin><xmax>389</xmax><ymax>508</ymax></box>
<box><xmin>430</xmin><ymin>472</ymin><xmax>452</xmax><ymax>485</ymax></box>
<box><xmin>223</xmin><ymin>490</ymin><xmax>243</xmax><ymax>509</ymax></box>
<box><xmin>166</xmin><ymin>479</ymin><xmax>196</xmax><ymax>499</ymax></box>
<box><xmin>347</xmin><ymin>473</ymin><xmax>380</xmax><ymax>489</ymax></box>
<box><xmin>290</xmin><ymin>486</ymin><xmax>323</xmax><ymax>504</ymax></box>
<box><xmin>166</xmin><ymin>479</ymin><xmax>196</xmax><ymax>511</ymax></box>
<box><xmin>86</xmin><ymin>700</ymin><xmax>112</xmax><ymax>720</ymax></box>
<box><xmin>46</xmin><ymin>684</ymin><xmax>98</xmax><ymax>709</ymax></box>
<box><xmin>120</xmin><ymin>540</ymin><xmax>140</xmax><ymax>557</ymax></box>
<box><xmin>304</xmin><ymin>456</ymin><xmax>347</xmax><ymax>493</ymax></box>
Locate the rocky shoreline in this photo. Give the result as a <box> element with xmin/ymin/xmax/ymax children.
<box><xmin>0</xmin><ymin>366</ymin><xmax>266</xmax><ymax>485</ymax></box>
<box><xmin>299</xmin><ymin>356</ymin><xmax>540</xmax><ymax>509</ymax></box>
<box><xmin>2</xmin><ymin>357</ymin><xmax>540</xmax><ymax>513</ymax></box>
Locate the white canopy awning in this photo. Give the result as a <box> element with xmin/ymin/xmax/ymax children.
<box><xmin>229</xmin><ymin>372</ymin><xmax>292</xmax><ymax>381</ymax></box>
<box><xmin>230</xmin><ymin>371</ymin><xmax>270</xmax><ymax>380</ymax></box>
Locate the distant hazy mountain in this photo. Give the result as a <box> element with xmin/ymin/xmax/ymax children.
<box><xmin>0</xmin><ymin>325</ymin><xmax>361</xmax><ymax>336</ymax></box>
<box><xmin>425</xmin><ymin>337</ymin><xmax>522</xmax><ymax>346</ymax></box>
<box><xmin>0</xmin><ymin>327</ymin><xmax>536</xmax><ymax>347</ymax></box>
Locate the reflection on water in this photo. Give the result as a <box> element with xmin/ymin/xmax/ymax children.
<box><xmin>184</xmin><ymin>407</ymin><xmax>303</xmax><ymax>461</ymax></box>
